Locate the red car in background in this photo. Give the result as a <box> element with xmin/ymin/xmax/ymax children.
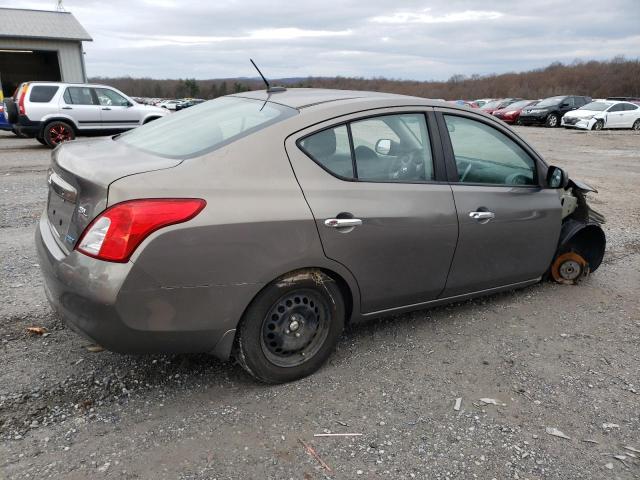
<box><xmin>492</xmin><ymin>100</ymin><xmax>539</xmax><ymax>125</ymax></box>
<box><xmin>480</xmin><ymin>98</ymin><xmax>523</xmax><ymax>115</ymax></box>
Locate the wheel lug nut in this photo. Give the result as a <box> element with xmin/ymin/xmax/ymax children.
<box><xmin>295</xmin><ymin>332</ymin><xmax>301</xmax><ymax>337</ymax></box>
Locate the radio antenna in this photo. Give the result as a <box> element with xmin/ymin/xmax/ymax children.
<box><xmin>250</xmin><ymin>59</ymin><xmax>286</xmax><ymax>93</ymax></box>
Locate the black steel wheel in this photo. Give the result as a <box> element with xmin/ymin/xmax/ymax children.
<box><xmin>234</xmin><ymin>270</ymin><xmax>345</xmax><ymax>383</ymax></box>
<box><xmin>260</xmin><ymin>289</ymin><xmax>330</xmax><ymax>368</ymax></box>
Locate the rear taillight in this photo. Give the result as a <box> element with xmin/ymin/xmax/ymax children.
<box><xmin>18</xmin><ymin>84</ymin><xmax>28</xmax><ymax>115</ymax></box>
<box><xmin>76</xmin><ymin>199</ymin><xmax>206</xmax><ymax>262</ymax></box>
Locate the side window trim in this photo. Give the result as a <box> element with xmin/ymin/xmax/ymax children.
<box><xmin>297</xmin><ymin>110</ymin><xmax>447</xmax><ymax>184</ymax></box>
<box><xmin>434</xmin><ymin>109</ymin><xmax>544</xmax><ymax>188</ymax></box>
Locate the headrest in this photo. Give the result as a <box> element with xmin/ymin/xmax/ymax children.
<box><xmin>303</xmin><ymin>129</ymin><xmax>336</xmax><ymax>159</ymax></box>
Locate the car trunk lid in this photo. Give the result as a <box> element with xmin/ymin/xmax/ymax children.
<box><xmin>46</xmin><ymin>137</ymin><xmax>182</xmax><ymax>253</ymax></box>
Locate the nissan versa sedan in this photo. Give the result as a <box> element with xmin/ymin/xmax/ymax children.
<box><xmin>36</xmin><ymin>89</ymin><xmax>606</xmax><ymax>383</ymax></box>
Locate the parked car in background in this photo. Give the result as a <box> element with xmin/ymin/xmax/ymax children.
<box><xmin>175</xmin><ymin>99</ymin><xmax>206</xmax><ymax>111</ymax></box>
<box><xmin>158</xmin><ymin>99</ymin><xmax>186</xmax><ymax>110</ymax></box>
<box><xmin>480</xmin><ymin>98</ymin><xmax>522</xmax><ymax>115</ymax></box>
<box><xmin>518</xmin><ymin>95</ymin><xmax>591</xmax><ymax>127</ymax></box>
<box><xmin>492</xmin><ymin>100</ymin><xmax>539</xmax><ymax>125</ymax></box>
<box><xmin>474</xmin><ymin>98</ymin><xmax>494</xmax><ymax>108</ymax></box>
<box><xmin>5</xmin><ymin>82</ymin><xmax>168</xmax><ymax>147</ymax></box>
<box><xmin>36</xmin><ymin>89</ymin><xmax>605</xmax><ymax>383</ymax></box>
<box><xmin>562</xmin><ymin>100</ymin><xmax>640</xmax><ymax>131</ymax></box>
<box><xmin>0</xmin><ymin>101</ymin><xmax>11</xmax><ymax>131</ymax></box>
<box><xmin>606</xmin><ymin>96</ymin><xmax>640</xmax><ymax>105</ymax></box>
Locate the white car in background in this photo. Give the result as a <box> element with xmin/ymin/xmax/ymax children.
<box><xmin>562</xmin><ymin>100</ymin><xmax>640</xmax><ymax>131</ymax></box>
<box><xmin>158</xmin><ymin>99</ymin><xmax>184</xmax><ymax>110</ymax></box>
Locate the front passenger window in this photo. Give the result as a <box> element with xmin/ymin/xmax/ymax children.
<box><xmin>444</xmin><ymin>115</ymin><xmax>537</xmax><ymax>186</ymax></box>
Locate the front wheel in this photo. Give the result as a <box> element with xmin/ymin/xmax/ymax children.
<box><xmin>545</xmin><ymin>113</ymin><xmax>559</xmax><ymax>128</ymax></box>
<box><xmin>43</xmin><ymin>121</ymin><xmax>76</xmax><ymax>148</ymax></box>
<box><xmin>234</xmin><ymin>270</ymin><xmax>345</xmax><ymax>383</ymax></box>
<box><xmin>592</xmin><ymin>120</ymin><xmax>604</xmax><ymax>131</ymax></box>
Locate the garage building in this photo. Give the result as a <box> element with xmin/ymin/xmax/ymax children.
<box><xmin>0</xmin><ymin>7</ymin><xmax>92</xmax><ymax>97</ymax></box>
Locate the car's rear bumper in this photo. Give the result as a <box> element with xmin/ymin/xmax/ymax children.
<box><xmin>36</xmin><ymin>212</ymin><xmax>257</xmax><ymax>359</ymax></box>
<box><xmin>15</xmin><ymin>115</ymin><xmax>41</xmax><ymax>135</ymax></box>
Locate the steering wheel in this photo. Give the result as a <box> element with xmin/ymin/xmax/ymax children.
<box><xmin>388</xmin><ymin>150</ymin><xmax>425</xmax><ymax>181</ymax></box>
<box><xmin>505</xmin><ymin>173</ymin><xmax>532</xmax><ymax>185</ymax></box>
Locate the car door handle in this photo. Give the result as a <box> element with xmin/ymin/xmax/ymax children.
<box><xmin>324</xmin><ymin>218</ymin><xmax>363</xmax><ymax>228</ymax></box>
<box><xmin>469</xmin><ymin>211</ymin><xmax>495</xmax><ymax>221</ymax></box>
<box><xmin>61</xmin><ymin>106</ymin><xmax>72</xmax><ymax>110</ymax></box>
<box><xmin>101</xmin><ymin>107</ymin><xmax>111</xmax><ymax>110</ymax></box>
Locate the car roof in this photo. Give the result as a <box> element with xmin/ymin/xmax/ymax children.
<box><xmin>231</xmin><ymin>88</ymin><xmax>441</xmax><ymax>110</ymax></box>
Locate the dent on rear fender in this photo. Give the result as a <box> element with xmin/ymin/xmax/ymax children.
<box><xmin>274</xmin><ymin>269</ymin><xmax>338</xmax><ymax>306</ymax></box>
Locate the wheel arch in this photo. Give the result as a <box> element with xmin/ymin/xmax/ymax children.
<box><xmin>556</xmin><ymin>220</ymin><xmax>606</xmax><ymax>273</ymax></box>
<box><xmin>39</xmin><ymin>116</ymin><xmax>79</xmax><ymax>136</ymax></box>
<box><xmin>211</xmin><ymin>265</ymin><xmax>359</xmax><ymax>361</ymax></box>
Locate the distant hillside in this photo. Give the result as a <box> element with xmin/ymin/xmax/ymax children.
<box><xmin>90</xmin><ymin>57</ymin><xmax>640</xmax><ymax>100</ymax></box>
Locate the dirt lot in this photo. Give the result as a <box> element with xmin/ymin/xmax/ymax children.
<box><xmin>0</xmin><ymin>127</ymin><xmax>639</xmax><ymax>480</ymax></box>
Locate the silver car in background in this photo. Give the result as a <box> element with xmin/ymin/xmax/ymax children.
<box><xmin>36</xmin><ymin>89</ymin><xmax>606</xmax><ymax>383</ymax></box>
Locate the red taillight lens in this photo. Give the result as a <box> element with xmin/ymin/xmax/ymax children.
<box><xmin>18</xmin><ymin>84</ymin><xmax>28</xmax><ymax>115</ymax></box>
<box><xmin>76</xmin><ymin>199</ymin><xmax>206</xmax><ymax>262</ymax></box>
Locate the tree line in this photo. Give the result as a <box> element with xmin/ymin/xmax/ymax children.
<box><xmin>89</xmin><ymin>57</ymin><xmax>640</xmax><ymax>100</ymax></box>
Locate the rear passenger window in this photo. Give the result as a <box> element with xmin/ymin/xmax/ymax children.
<box><xmin>299</xmin><ymin>113</ymin><xmax>434</xmax><ymax>183</ymax></box>
<box><xmin>351</xmin><ymin>114</ymin><xmax>433</xmax><ymax>182</ymax></box>
<box><xmin>444</xmin><ymin>115</ymin><xmax>537</xmax><ymax>186</ymax></box>
<box><xmin>29</xmin><ymin>86</ymin><xmax>58</xmax><ymax>103</ymax></box>
<box><xmin>63</xmin><ymin>87</ymin><xmax>97</xmax><ymax>105</ymax></box>
<box><xmin>624</xmin><ymin>103</ymin><xmax>638</xmax><ymax>111</ymax></box>
<box><xmin>299</xmin><ymin>125</ymin><xmax>354</xmax><ymax>178</ymax></box>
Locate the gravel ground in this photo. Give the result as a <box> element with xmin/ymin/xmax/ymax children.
<box><xmin>0</xmin><ymin>127</ymin><xmax>639</xmax><ymax>480</ymax></box>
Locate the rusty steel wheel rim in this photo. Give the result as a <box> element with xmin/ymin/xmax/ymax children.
<box><xmin>551</xmin><ymin>252</ymin><xmax>588</xmax><ymax>284</ymax></box>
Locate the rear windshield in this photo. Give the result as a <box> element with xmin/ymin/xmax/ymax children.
<box><xmin>118</xmin><ymin>96</ymin><xmax>297</xmax><ymax>159</ymax></box>
<box><xmin>579</xmin><ymin>101</ymin><xmax>610</xmax><ymax>111</ymax></box>
<box><xmin>29</xmin><ymin>86</ymin><xmax>59</xmax><ymax>103</ymax></box>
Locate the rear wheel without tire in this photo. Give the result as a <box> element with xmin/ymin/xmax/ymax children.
<box><xmin>234</xmin><ymin>270</ymin><xmax>345</xmax><ymax>383</ymax></box>
<box><xmin>545</xmin><ymin>113</ymin><xmax>559</xmax><ymax>128</ymax></box>
<box><xmin>44</xmin><ymin>121</ymin><xmax>75</xmax><ymax>148</ymax></box>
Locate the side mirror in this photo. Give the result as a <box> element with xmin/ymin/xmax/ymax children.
<box><xmin>547</xmin><ymin>165</ymin><xmax>568</xmax><ymax>189</ymax></box>
<box><xmin>560</xmin><ymin>102</ymin><xmax>570</xmax><ymax>108</ymax></box>
<box><xmin>375</xmin><ymin>139</ymin><xmax>392</xmax><ymax>155</ymax></box>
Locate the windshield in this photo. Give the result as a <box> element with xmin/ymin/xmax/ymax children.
<box><xmin>481</xmin><ymin>100</ymin><xmax>503</xmax><ymax>109</ymax></box>
<box><xmin>579</xmin><ymin>101</ymin><xmax>610</xmax><ymax>111</ymax></box>
<box><xmin>536</xmin><ymin>96</ymin><xmax>566</xmax><ymax>108</ymax></box>
<box><xmin>502</xmin><ymin>100</ymin><xmax>532</xmax><ymax>110</ymax></box>
<box><xmin>119</xmin><ymin>96</ymin><xmax>297</xmax><ymax>158</ymax></box>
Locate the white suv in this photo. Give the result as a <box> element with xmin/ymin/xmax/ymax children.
<box><xmin>7</xmin><ymin>82</ymin><xmax>168</xmax><ymax>147</ymax></box>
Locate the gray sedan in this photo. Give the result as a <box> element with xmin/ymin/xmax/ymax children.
<box><xmin>36</xmin><ymin>89</ymin><xmax>605</xmax><ymax>383</ymax></box>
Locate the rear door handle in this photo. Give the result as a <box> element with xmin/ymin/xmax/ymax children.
<box><xmin>324</xmin><ymin>218</ymin><xmax>362</xmax><ymax>228</ymax></box>
<box><xmin>469</xmin><ymin>211</ymin><xmax>495</xmax><ymax>221</ymax></box>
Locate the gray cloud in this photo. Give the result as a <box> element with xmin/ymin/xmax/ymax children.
<box><xmin>9</xmin><ymin>0</ymin><xmax>640</xmax><ymax>79</ymax></box>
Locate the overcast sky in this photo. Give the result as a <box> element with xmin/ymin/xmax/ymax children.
<box><xmin>7</xmin><ymin>0</ymin><xmax>640</xmax><ymax>80</ymax></box>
